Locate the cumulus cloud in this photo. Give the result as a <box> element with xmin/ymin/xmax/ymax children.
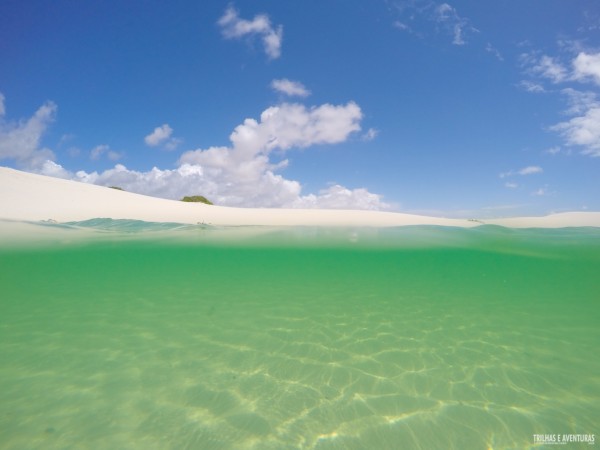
<box><xmin>292</xmin><ymin>184</ymin><xmax>390</xmax><ymax>210</ymax></box>
<box><xmin>58</xmin><ymin>162</ymin><xmax>389</xmax><ymax>210</ymax></box>
<box><xmin>0</xmin><ymin>92</ymin><xmax>5</xmax><ymax>117</ymax></box>
<box><xmin>144</xmin><ymin>123</ymin><xmax>182</xmax><ymax>150</ymax></box>
<box><xmin>38</xmin><ymin>160</ymin><xmax>72</xmax><ymax>179</ymax></box>
<box><xmin>552</xmin><ymin>107</ymin><xmax>600</xmax><ymax>157</ymax></box>
<box><xmin>0</xmin><ymin>94</ymin><xmax>58</xmax><ymax>171</ymax></box>
<box><xmin>572</xmin><ymin>52</ymin><xmax>600</xmax><ymax>85</ymax></box>
<box><xmin>73</xmin><ymin>164</ymin><xmax>218</xmax><ymax>201</ymax></box>
<box><xmin>176</xmin><ymin>102</ymin><xmax>367</xmax><ymax>207</ymax></box>
<box><xmin>271</xmin><ymin>79</ymin><xmax>310</xmax><ymax>97</ymax></box>
<box><xmin>3</xmin><ymin>92</ymin><xmax>388</xmax><ymax>210</ymax></box>
<box><xmin>218</xmin><ymin>5</ymin><xmax>283</xmax><ymax>59</ymax></box>
<box><xmin>145</xmin><ymin>124</ymin><xmax>172</xmax><ymax>146</ymax></box>
<box><xmin>181</xmin><ymin>102</ymin><xmax>363</xmax><ymax>161</ymax></box>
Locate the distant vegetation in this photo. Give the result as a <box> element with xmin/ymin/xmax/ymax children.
<box><xmin>181</xmin><ymin>195</ymin><xmax>213</xmax><ymax>205</ymax></box>
<box><xmin>109</xmin><ymin>186</ymin><xmax>125</xmax><ymax>191</ymax></box>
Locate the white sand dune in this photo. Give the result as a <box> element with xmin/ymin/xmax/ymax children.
<box><xmin>1</xmin><ymin>166</ymin><xmax>599</xmax><ymax>228</ymax></box>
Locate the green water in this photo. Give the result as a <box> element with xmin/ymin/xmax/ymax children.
<box><xmin>1</xmin><ymin>224</ymin><xmax>599</xmax><ymax>449</ymax></box>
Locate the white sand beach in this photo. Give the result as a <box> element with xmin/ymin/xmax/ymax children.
<box><xmin>1</xmin><ymin>166</ymin><xmax>599</xmax><ymax>229</ymax></box>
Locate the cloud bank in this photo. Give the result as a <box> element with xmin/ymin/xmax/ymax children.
<box><xmin>0</xmin><ymin>94</ymin><xmax>390</xmax><ymax>210</ymax></box>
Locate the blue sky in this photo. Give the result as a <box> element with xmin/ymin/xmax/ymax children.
<box><xmin>1</xmin><ymin>0</ymin><xmax>599</xmax><ymax>216</ymax></box>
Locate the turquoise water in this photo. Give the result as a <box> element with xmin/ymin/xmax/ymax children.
<box><xmin>0</xmin><ymin>221</ymin><xmax>598</xmax><ymax>449</ymax></box>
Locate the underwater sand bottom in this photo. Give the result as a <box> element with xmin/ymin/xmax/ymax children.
<box><xmin>0</xmin><ymin>287</ymin><xmax>598</xmax><ymax>450</ymax></box>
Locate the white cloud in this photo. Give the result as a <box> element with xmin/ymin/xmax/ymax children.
<box><xmin>144</xmin><ymin>123</ymin><xmax>181</xmax><ymax>150</ymax></box>
<box><xmin>218</xmin><ymin>6</ymin><xmax>283</xmax><ymax>59</ymax></box>
<box><xmin>0</xmin><ymin>92</ymin><xmax>5</xmax><ymax>117</ymax></box>
<box><xmin>292</xmin><ymin>184</ymin><xmax>391</xmax><ymax>210</ymax></box>
<box><xmin>271</xmin><ymin>79</ymin><xmax>310</xmax><ymax>97</ymax></box>
<box><xmin>531</xmin><ymin>55</ymin><xmax>569</xmax><ymax>83</ymax></box>
<box><xmin>0</xmin><ymin>94</ymin><xmax>58</xmax><ymax>171</ymax></box>
<box><xmin>53</xmin><ymin>161</ymin><xmax>390</xmax><ymax>211</ymax></box>
<box><xmin>572</xmin><ymin>52</ymin><xmax>600</xmax><ymax>85</ymax></box>
<box><xmin>499</xmin><ymin>166</ymin><xmax>543</xmax><ymax>178</ymax></box>
<box><xmin>74</xmin><ymin>164</ymin><xmax>222</xmax><ymax>202</ymax></box>
<box><xmin>544</xmin><ymin>146</ymin><xmax>562</xmax><ymax>155</ymax></box>
<box><xmin>0</xmin><ymin>92</ymin><xmax>386</xmax><ymax>210</ymax></box>
<box><xmin>145</xmin><ymin>124</ymin><xmax>172</xmax><ymax>146</ymax></box>
<box><xmin>551</xmin><ymin>107</ymin><xmax>600</xmax><ymax>157</ymax></box>
<box><xmin>521</xmin><ymin>52</ymin><xmax>568</xmax><ymax>84</ymax></box>
<box><xmin>522</xmin><ymin>51</ymin><xmax>600</xmax><ymax>86</ymax></box>
<box><xmin>175</xmin><ymin>102</ymin><xmax>367</xmax><ymax>207</ymax></box>
<box><xmin>204</xmin><ymin>102</ymin><xmax>362</xmax><ymax>157</ymax></box>
<box><xmin>504</xmin><ymin>182</ymin><xmax>518</xmax><ymax>189</ymax></box>
<box><xmin>519</xmin><ymin>165</ymin><xmax>543</xmax><ymax>175</ymax></box>
<box><xmin>550</xmin><ymin>88</ymin><xmax>600</xmax><ymax>156</ymax></box>
<box><xmin>532</xmin><ymin>187</ymin><xmax>548</xmax><ymax>196</ymax></box>
<box><xmin>39</xmin><ymin>160</ymin><xmax>72</xmax><ymax>179</ymax></box>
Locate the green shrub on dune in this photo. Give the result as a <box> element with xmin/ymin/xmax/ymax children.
<box><xmin>181</xmin><ymin>195</ymin><xmax>213</xmax><ymax>205</ymax></box>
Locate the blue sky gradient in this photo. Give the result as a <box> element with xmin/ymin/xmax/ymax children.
<box><xmin>1</xmin><ymin>0</ymin><xmax>599</xmax><ymax>216</ymax></box>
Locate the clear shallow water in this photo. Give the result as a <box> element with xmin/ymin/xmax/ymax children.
<box><xmin>0</xmin><ymin>221</ymin><xmax>598</xmax><ymax>449</ymax></box>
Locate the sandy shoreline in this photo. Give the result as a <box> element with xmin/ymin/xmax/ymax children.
<box><xmin>1</xmin><ymin>166</ymin><xmax>599</xmax><ymax>229</ymax></box>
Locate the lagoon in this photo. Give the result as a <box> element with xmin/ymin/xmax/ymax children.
<box><xmin>1</xmin><ymin>223</ymin><xmax>598</xmax><ymax>449</ymax></box>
